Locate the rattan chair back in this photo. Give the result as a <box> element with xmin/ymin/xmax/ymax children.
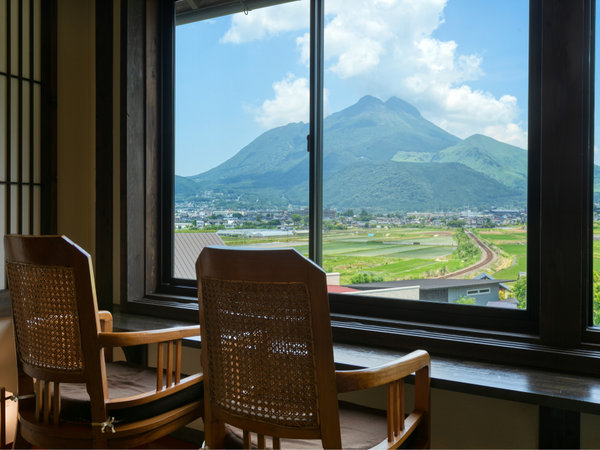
<box><xmin>196</xmin><ymin>247</ymin><xmax>342</xmax><ymax>449</ymax></box>
<box><xmin>8</xmin><ymin>261</ymin><xmax>85</xmax><ymax>376</ymax></box>
<box><xmin>4</xmin><ymin>235</ymin><xmax>110</xmax><ymax>447</ymax></box>
<box><xmin>5</xmin><ymin>235</ymin><xmax>105</xmax><ymax>386</ymax></box>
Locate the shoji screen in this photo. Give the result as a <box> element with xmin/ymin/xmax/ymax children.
<box><xmin>0</xmin><ymin>0</ymin><xmax>43</xmax><ymax>289</ymax></box>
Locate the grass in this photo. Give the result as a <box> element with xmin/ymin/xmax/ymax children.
<box><xmin>479</xmin><ymin>229</ymin><xmax>527</xmax><ymax>281</ymax></box>
<box><xmin>213</xmin><ymin>226</ymin><xmax>531</xmax><ymax>285</ymax></box>
<box><xmin>594</xmin><ymin>241</ymin><xmax>600</xmax><ymax>271</ymax></box>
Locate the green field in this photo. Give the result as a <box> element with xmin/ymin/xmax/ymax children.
<box><xmin>202</xmin><ymin>226</ymin><xmax>535</xmax><ymax>284</ymax></box>
<box><xmin>221</xmin><ymin>227</ymin><xmax>489</xmax><ymax>284</ymax></box>
<box><xmin>183</xmin><ymin>223</ymin><xmax>600</xmax><ymax>320</ymax></box>
<box><xmin>478</xmin><ymin>229</ymin><xmax>527</xmax><ymax>280</ymax></box>
<box><xmin>594</xmin><ymin>241</ymin><xmax>600</xmax><ymax>271</ymax></box>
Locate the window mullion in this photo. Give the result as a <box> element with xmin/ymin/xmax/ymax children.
<box><xmin>308</xmin><ymin>0</ymin><xmax>324</xmax><ymax>266</ymax></box>
<box><xmin>537</xmin><ymin>0</ymin><xmax>591</xmax><ymax>346</ymax></box>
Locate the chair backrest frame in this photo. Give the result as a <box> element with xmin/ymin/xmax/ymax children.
<box><xmin>4</xmin><ymin>235</ymin><xmax>109</xmax><ymax>425</ymax></box>
<box><xmin>196</xmin><ymin>246</ymin><xmax>342</xmax><ymax>448</ymax></box>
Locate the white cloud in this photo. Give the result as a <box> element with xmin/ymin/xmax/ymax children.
<box><xmin>221</xmin><ymin>1</ymin><xmax>308</xmax><ymax>44</ymax></box>
<box><xmin>226</xmin><ymin>0</ymin><xmax>528</xmax><ymax>149</ymax></box>
<box><xmin>254</xmin><ymin>74</ymin><xmax>309</xmax><ymax>128</ymax></box>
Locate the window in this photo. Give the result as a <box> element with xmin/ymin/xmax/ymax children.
<box><xmin>0</xmin><ymin>0</ymin><xmax>52</xmax><ymax>291</ymax></box>
<box><xmin>467</xmin><ymin>289</ymin><xmax>490</xmax><ymax>296</ymax></box>
<box><xmin>122</xmin><ymin>0</ymin><xmax>600</xmax><ymax>374</ymax></box>
<box><xmin>173</xmin><ymin>0</ymin><xmax>309</xmax><ymax>282</ymax></box>
<box><xmin>169</xmin><ymin>0</ymin><xmax>533</xmax><ymax>331</ymax></box>
<box><xmin>321</xmin><ymin>0</ymin><xmax>528</xmax><ymax>311</ymax></box>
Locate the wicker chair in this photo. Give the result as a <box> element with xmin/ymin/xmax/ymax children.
<box><xmin>4</xmin><ymin>235</ymin><xmax>204</xmax><ymax>449</ymax></box>
<box><xmin>196</xmin><ymin>247</ymin><xmax>431</xmax><ymax>449</ymax></box>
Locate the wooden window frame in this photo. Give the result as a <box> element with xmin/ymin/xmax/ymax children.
<box><xmin>120</xmin><ymin>0</ymin><xmax>600</xmax><ymax>375</ymax></box>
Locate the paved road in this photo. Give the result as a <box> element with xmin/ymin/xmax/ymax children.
<box><xmin>441</xmin><ymin>231</ymin><xmax>495</xmax><ymax>278</ymax></box>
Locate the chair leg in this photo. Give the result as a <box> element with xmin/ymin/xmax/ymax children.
<box><xmin>204</xmin><ymin>418</ymin><xmax>226</xmax><ymax>449</ymax></box>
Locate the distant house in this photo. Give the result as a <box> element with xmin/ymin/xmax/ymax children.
<box><xmin>348</xmin><ymin>277</ymin><xmax>513</xmax><ymax>306</ymax></box>
<box><xmin>174</xmin><ymin>233</ymin><xmax>225</xmax><ymax>279</ymax></box>
<box><xmin>217</xmin><ymin>229</ymin><xmax>294</xmax><ymax>238</ymax></box>
<box><xmin>474</xmin><ymin>272</ymin><xmax>511</xmax><ymax>292</ymax></box>
<box><xmin>174</xmin><ymin>222</ymin><xmax>193</xmax><ymax>230</ymax></box>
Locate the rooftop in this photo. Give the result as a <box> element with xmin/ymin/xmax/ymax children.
<box><xmin>174</xmin><ymin>232</ymin><xmax>225</xmax><ymax>279</ymax></box>
<box><xmin>349</xmin><ymin>278</ymin><xmax>513</xmax><ymax>291</ymax></box>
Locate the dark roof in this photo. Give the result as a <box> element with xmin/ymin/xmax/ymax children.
<box><xmin>349</xmin><ymin>278</ymin><xmax>513</xmax><ymax>291</ymax></box>
<box><xmin>174</xmin><ymin>233</ymin><xmax>225</xmax><ymax>279</ymax></box>
<box><xmin>475</xmin><ymin>272</ymin><xmax>511</xmax><ymax>291</ymax></box>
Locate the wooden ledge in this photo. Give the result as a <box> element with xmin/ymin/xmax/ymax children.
<box><xmin>111</xmin><ymin>308</ymin><xmax>600</xmax><ymax>415</ymax></box>
<box><xmin>333</xmin><ymin>342</ymin><xmax>600</xmax><ymax>415</ymax></box>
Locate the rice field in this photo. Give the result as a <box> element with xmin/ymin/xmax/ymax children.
<box><xmin>218</xmin><ymin>226</ymin><xmax>534</xmax><ymax>284</ymax></box>
<box><xmin>478</xmin><ymin>228</ymin><xmax>527</xmax><ymax>280</ymax></box>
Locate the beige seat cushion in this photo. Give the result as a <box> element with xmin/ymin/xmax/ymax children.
<box><xmin>57</xmin><ymin>361</ymin><xmax>203</xmax><ymax>424</ymax></box>
<box><xmin>226</xmin><ymin>402</ymin><xmax>389</xmax><ymax>449</ymax></box>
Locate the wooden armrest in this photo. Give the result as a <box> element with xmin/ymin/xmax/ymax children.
<box><xmin>98</xmin><ymin>310</ymin><xmax>113</xmax><ymax>332</ymax></box>
<box><xmin>98</xmin><ymin>325</ymin><xmax>201</xmax><ymax>347</ymax></box>
<box><xmin>336</xmin><ymin>349</ymin><xmax>430</xmax><ymax>393</ymax></box>
<box><xmin>98</xmin><ymin>311</ymin><xmax>114</xmax><ymax>361</ymax></box>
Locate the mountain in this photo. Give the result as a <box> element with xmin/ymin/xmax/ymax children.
<box><xmin>392</xmin><ymin>133</ymin><xmax>527</xmax><ymax>189</ymax></box>
<box><xmin>432</xmin><ymin>134</ymin><xmax>527</xmax><ymax>189</ymax></box>
<box><xmin>175</xmin><ymin>175</ymin><xmax>201</xmax><ymax>200</ymax></box>
<box><xmin>323</xmin><ymin>96</ymin><xmax>461</xmax><ymax>164</ymax></box>
<box><xmin>181</xmin><ymin>96</ymin><xmax>527</xmax><ymax>211</ymax></box>
<box><xmin>192</xmin><ymin>122</ymin><xmax>309</xmax><ymax>187</ymax></box>
<box><xmin>323</xmin><ymin>161</ymin><xmax>522</xmax><ymax>211</ymax></box>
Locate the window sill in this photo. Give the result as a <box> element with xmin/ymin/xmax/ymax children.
<box><xmin>331</xmin><ymin>315</ymin><xmax>600</xmax><ymax>376</ymax></box>
<box><xmin>111</xmin><ymin>307</ymin><xmax>600</xmax><ymax>415</ymax></box>
<box><xmin>124</xmin><ymin>295</ymin><xmax>600</xmax><ymax>375</ymax></box>
<box><xmin>334</xmin><ymin>342</ymin><xmax>600</xmax><ymax>415</ymax></box>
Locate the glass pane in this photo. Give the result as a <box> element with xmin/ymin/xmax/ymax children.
<box><xmin>10</xmin><ymin>183</ymin><xmax>17</xmax><ymax>233</ymax></box>
<box><xmin>21</xmin><ymin>0</ymin><xmax>30</xmax><ymax>79</ymax></box>
<box><xmin>33</xmin><ymin>82</ymin><xmax>40</xmax><ymax>183</ymax></box>
<box><xmin>21</xmin><ymin>184</ymin><xmax>29</xmax><ymax>234</ymax></box>
<box><xmin>33</xmin><ymin>0</ymin><xmax>40</xmax><ymax>82</ymax></box>
<box><xmin>174</xmin><ymin>1</ymin><xmax>310</xmax><ymax>279</ymax></box>
<box><xmin>21</xmin><ymin>79</ymin><xmax>30</xmax><ymax>182</ymax></box>
<box><xmin>9</xmin><ymin>0</ymin><xmax>17</xmax><ymax>76</ymax></box>
<box><xmin>0</xmin><ymin>184</ymin><xmax>4</xmax><ymax>289</ymax></box>
<box><xmin>0</xmin><ymin>0</ymin><xmax>6</xmax><ymax>73</ymax></box>
<box><xmin>10</xmin><ymin>77</ymin><xmax>17</xmax><ymax>181</ymax></box>
<box><xmin>33</xmin><ymin>184</ymin><xmax>40</xmax><ymax>235</ymax></box>
<box><xmin>0</xmin><ymin>75</ymin><xmax>6</xmax><ymax>182</ymax></box>
<box><xmin>323</xmin><ymin>0</ymin><xmax>528</xmax><ymax>308</ymax></box>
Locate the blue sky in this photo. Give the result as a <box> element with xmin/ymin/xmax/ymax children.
<box><xmin>175</xmin><ymin>0</ymin><xmax>530</xmax><ymax>176</ymax></box>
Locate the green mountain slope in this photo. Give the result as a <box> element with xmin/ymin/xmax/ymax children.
<box><xmin>320</xmin><ymin>161</ymin><xmax>524</xmax><ymax>211</ymax></box>
<box><xmin>191</xmin><ymin>121</ymin><xmax>309</xmax><ymax>186</ymax></box>
<box><xmin>432</xmin><ymin>134</ymin><xmax>527</xmax><ymax>188</ymax></box>
<box><xmin>323</xmin><ymin>96</ymin><xmax>461</xmax><ymax>164</ymax></box>
<box><xmin>180</xmin><ymin>96</ymin><xmax>529</xmax><ymax>211</ymax></box>
<box><xmin>175</xmin><ymin>175</ymin><xmax>201</xmax><ymax>200</ymax></box>
<box><xmin>392</xmin><ymin>134</ymin><xmax>527</xmax><ymax>188</ymax></box>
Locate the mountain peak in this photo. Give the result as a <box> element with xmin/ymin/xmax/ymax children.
<box><xmin>465</xmin><ymin>133</ymin><xmax>491</xmax><ymax>142</ymax></box>
<box><xmin>385</xmin><ymin>97</ymin><xmax>421</xmax><ymax>117</ymax></box>
<box><xmin>349</xmin><ymin>95</ymin><xmax>422</xmax><ymax>118</ymax></box>
<box><xmin>356</xmin><ymin>95</ymin><xmax>384</xmax><ymax>107</ymax></box>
